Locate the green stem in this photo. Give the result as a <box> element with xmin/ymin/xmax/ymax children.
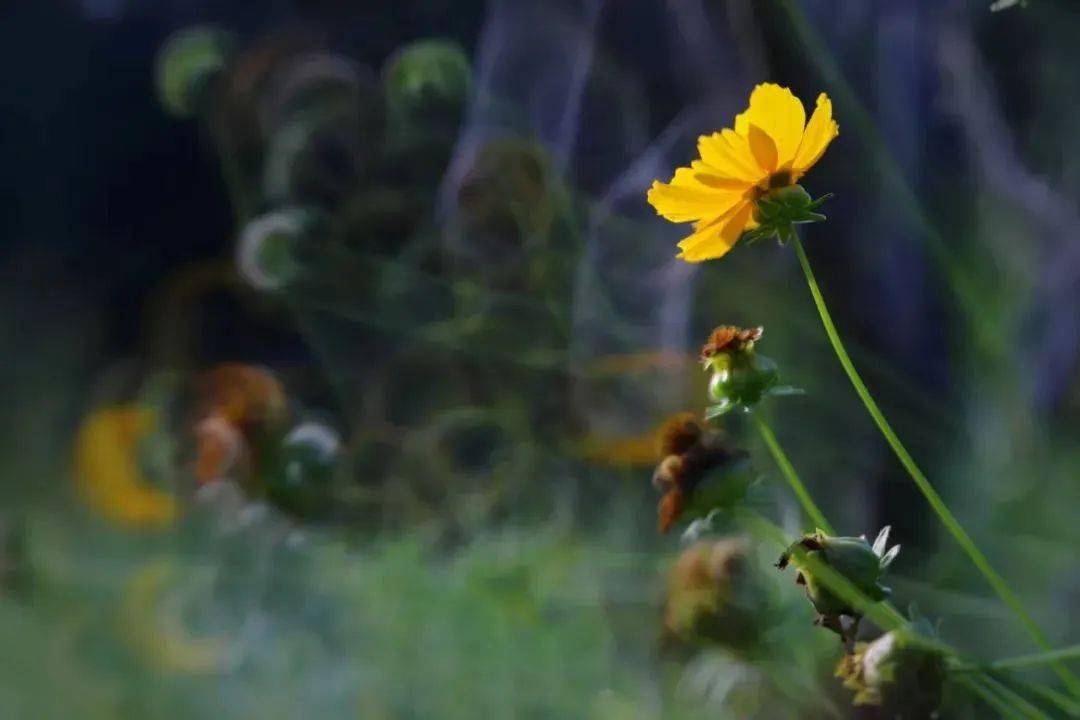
<box><xmin>953</xmin><ymin>645</ymin><xmax>1080</xmax><ymax>674</ymax></box>
<box><xmin>752</xmin><ymin>413</ymin><xmax>834</xmax><ymax>535</ymax></box>
<box><xmin>981</xmin><ymin>675</ymin><xmax>1056</xmax><ymax>720</ymax></box>
<box><xmin>959</xmin><ymin>675</ymin><xmax>1030</xmax><ymax>720</ymax></box>
<box><xmin>791</xmin><ymin>235</ymin><xmax>1080</xmax><ymax>698</ymax></box>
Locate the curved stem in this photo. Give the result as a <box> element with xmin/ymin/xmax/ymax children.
<box><xmin>791</xmin><ymin>235</ymin><xmax>1080</xmax><ymax>698</ymax></box>
<box><xmin>752</xmin><ymin>413</ymin><xmax>834</xmax><ymax>535</ymax></box>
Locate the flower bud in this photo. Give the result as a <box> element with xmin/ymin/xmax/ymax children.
<box><xmin>699</xmin><ymin>326</ymin><xmax>780</xmax><ymax>416</ymax></box>
<box><xmin>663</xmin><ymin>538</ymin><xmax>765</xmax><ymax>650</ymax></box>
<box><xmin>155</xmin><ymin>26</ymin><xmax>236</xmax><ymax>118</ymax></box>
<box><xmin>266</xmin><ymin>420</ymin><xmax>341</xmax><ymax>519</ymax></box>
<box><xmin>835</xmin><ymin>624</ymin><xmax>946</xmax><ymax>718</ymax></box>
<box><xmin>777</xmin><ymin>526</ymin><xmax>900</xmax><ymax>646</ymax></box>
<box><xmin>383</xmin><ymin>39</ymin><xmax>470</xmax><ymax>134</ymax></box>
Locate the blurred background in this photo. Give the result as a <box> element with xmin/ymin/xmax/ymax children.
<box><xmin>1</xmin><ymin>0</ymin><xmax>1078</xmax><ymax>717</ymax></box>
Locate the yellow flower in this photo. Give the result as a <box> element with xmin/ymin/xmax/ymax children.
<box><xmin>647</xmin><ymin>84</ymin><xmax>838</xmax><ymax>262</ymax></box>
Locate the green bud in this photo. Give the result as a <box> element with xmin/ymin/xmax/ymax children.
<box><xmin>155</xmin><ymin>26</ymin><xmax>236</xmax><ymax>118</ymax></box>
<box><xmin>383</xmin><ymin>39</ymin><xmax>471</xmax><ymax>128</ymax></box>
<box><xmin>266</xmin><ymin>421</ymin><xmax>341</xmax><ymax>518</ymax></box>
<box><xmin>705</xmin><ymin>351</ymin><xmax>778</xmax><ymax>415</ymax></box>
<box><xmin>778</xmin><ymin>527</ymin><xmax>900</xmax><ymax>644</ymax></box>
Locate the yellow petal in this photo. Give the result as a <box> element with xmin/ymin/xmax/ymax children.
<box><xmin>675</xmin><ymin>200</ymin><xmax>754</xmax><ymax>262</ymax></box>
<box><xmin>734</xmin><ymin>83</ymin><xmax>806</xmax><ymax>169</ymax></box>
<box><xmin>747</xmin><ymin>124</ymin><xmax>778</xmax><ymax>174</ymax></box>
<box><xmin>697</xmin><ymin>132</ymin><xmax>763</xmax><ymax>185</ymax></box>
<box><xmin>690</xmin><ymin>161</ymin><xmax>752</xmax><ymax>191</ymax></box>
<box><xmin>74</xmin><ymin>406</ymin><xmax>177</xmax><ymax>529</ymax></box>
<box><xmin>792</xmin><ymin>93</ymin><xmax>839</xmax><ymax>176</ymax></box>
<box><xmin>647</xmin><ymin>168</ymin><xmax>744</xmax><ymax>223</ymax></box>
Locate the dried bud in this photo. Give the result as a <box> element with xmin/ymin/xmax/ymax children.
<box><xmin>195</xmin><ymin>364</ymin><xmax>288</xmax><ymax>431</ymax></box>
<box><xmin>700</xmin><ymin>326</ymin><xmax>763</xmax><ymax>360</ymax></box>
<box><xmin>835</xmin><ymin>626</ymin><xmax>946</xmax><ymax>719</ymax></box>
<box><xmin>657</xmin><ymin>412</ymin><xmax>702</xmax><ymax>457</ymax></box>
<box><xmin>651</xmin><ymin>415</ymin><xmax>750</xmax><ymax>533</ymax></box>
<box><xmin>663</xmin><ymin>538</ymin><xmax>765</xmax><ymax>650</ymax></box>
<box><xmin>777</xmin><ymin>526</ymin><xmax>900</xmax><ymax>647</ymax></box>
<box><xmin>700</xmin><ymin>326</ymin><xmax>780</xmax><ymax>417</ymax></box>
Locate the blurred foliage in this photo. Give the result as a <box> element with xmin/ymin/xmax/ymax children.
<box><xmin>1</xmin><ymin>0</ymin><xmax>1079</xmax><ymax>717</ymax></box>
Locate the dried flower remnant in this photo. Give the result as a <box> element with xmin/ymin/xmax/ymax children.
<box><xmin>835</xmin><ymin>622</ymin><xmax>946</xmax><ymax>719</ymax></box>
<box><xmin>663</xmin><ymin>538</ymin><xmax>765</xmax><ymax>650</ymax></box>
<box><xmin>700</xmin><ymin>325</ymin><xmax>763</xmax><ymax>360</ymax></box>
<box><xmin>647</xmin><ymin>83</ymin><xmax>838</xmax><ymax>262</ymax></box>
<box><xmin>652</xmin><ymin>414</ymin><xmax>750</xmax><ymax>533</ymax></box>
<box><xmin>191</xmin><ymin>363</ymin><xmax>289</xmax><ymax>486</ymax></box>
<box><xmin>777</xmin><ymin>526</ymin><xmax>900</xmax><ymax>648</ymax></box>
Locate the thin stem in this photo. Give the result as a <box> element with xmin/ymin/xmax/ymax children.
<box><xmin>752</xmin><ymin>413</ymin><xmax>834</xmax><ymax>535</ymax></box>
<box><xmin>959</xmin><ymin>675</ymin><xmax>1031</xmax><ymax>720</ymax></box>
<box><xmin>981</xmin><ymin>675</ymin><xmax>1056</xmax><ymax>720</ymax></box>
<box><xmin>733</xmin><ymin>510</ymin><xmax>909</xmax><ymax>634</ymax></box>
<box><xmin>953</xmin><ymin>645</ymin><xmax>1080</xmax><ymax>674</ymax></box>
<box><xmin>791</xmin><ymin>235</ymin><xmax>1080</xmax><ymax>698</ymax></box>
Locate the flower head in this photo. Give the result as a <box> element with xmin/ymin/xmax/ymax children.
<box><xmin>700</xmin><ymin>325</ymin><xmax>789</xmax><ymax>417</ymax></box>
<box><xmin>647</xmin><ymin>84</ymin><xmax>838</xmax><ymax>262</ymax></box>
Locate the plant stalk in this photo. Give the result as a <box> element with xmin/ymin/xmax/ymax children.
<box><xmin>791</xmin><ymin>235</ymin><xmax>1080</xmax><ymax>698</ymax></box>
<box><xmin>752</xmin><ymin>413</ymin><xmax>834</xmax><ymax>535</ymax></box>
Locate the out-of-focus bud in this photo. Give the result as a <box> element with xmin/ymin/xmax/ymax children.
<box><xmin>196</xmin><ymin>364</ymin><xmax>288</xmax><ymax>431</ymax></box>
<box><xmin>119</xmin><ymin>560</ymin><xmax>229</xmax><ymax>674</ymax></box>
<box><xmin>651</xmin><ymin>413</ymin><xmax>751</xmax><ymax>533</ymax></box>
<box><xmin>260</xmin><ymin>54</ymin><xmax>382</xmax><ymax>207</ymax></box>
<box><xmin>777</xmin><ymin>526</ymin><xmax>901</xmax><ymax>646</ymax></box>
<box><xmin>193</xmin><ymin>414</ymin><xmax>247</xmax><ymax>485</ymax></box>
<box><xmin>155</xmin><ymin>26</ymin><xmax>236</xmax><ymax>118</ymax></box>
<box><xmin>236</xmin><ymin>207</ymin><xmax>325</xmax><ymax>291</ymax></box>
<box><xmin>663</xmin><ymin>538</ymin><xmax>766</xmax><ymax>650</ymax></box>
<box><xmin>191</xmin><ymin>364</ymin><xmax>289</xmax><ymax>487</ymax></box>
<box><xmin>700</xmin><ymin>326</ymin><xmax>782</xmax><ymax>418</ymax></box>
<box><xmin>266</xmin><ymin>420</ymin><xmax>342</xmax><ymax>518</ymax></box>
<box><xmin>381</xmin><ymin>39</ymin><xmax>472</xmax><ymax>183</ymax></box>
<box><xmin>383</xmin><ymin>39</ymin><xmax>471</xmax><ymax>130</ymax></box>
<box><xmin>453</xmin><ymin>139</ymin><xmax>556</xmax><ymax>261</ymax></box>
<box><xmin>73</xmin><ymin>406</ymin><xmax>178</xmax><ymax>529</ymax></box>
<box><xmin>835</xmin><ymin>621</ymin><xmax>946</xmax><ymax>718</ymax></box>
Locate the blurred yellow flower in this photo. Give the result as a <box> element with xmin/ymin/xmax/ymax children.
<box><xmin>647</xmin><ymin>84</ymin><xmax>838</xmax><ymax>262</ymax></box>
<box><xmin>74</xmin><ymin>406</ymin><xmax>177</xmax><ymax>529</ymax></box>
